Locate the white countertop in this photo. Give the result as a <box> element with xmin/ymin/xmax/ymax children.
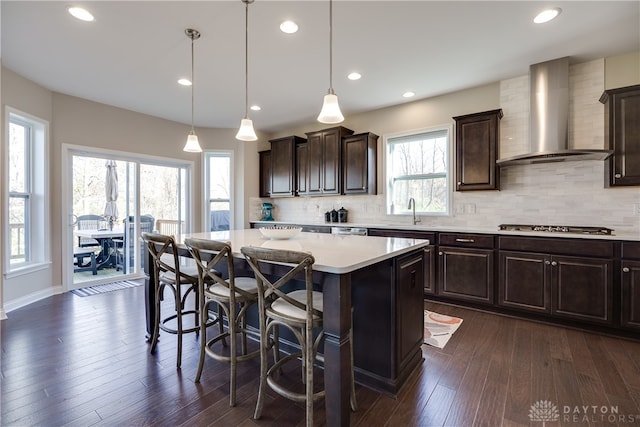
<box><xmin>251</xmin><ymin>220</ymin><xmax>640</xmax><ymax>241</ymax></box>
<box><xmin>182</xmin><ymin>228</ymin><xmax>430</xmax><ymax>274</ymax></box>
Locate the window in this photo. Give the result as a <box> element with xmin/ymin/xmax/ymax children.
<box><xmin>385</xmin><ymin>126</ymin><xmax>451</xmax><ymax>216</ymax></box>
<box><xmin>5</xmin><ymin>109</ymin><xmax>48</xmax><ymax>273</ymax></box>
<box><xmin>204</xmin><ymin>151</ymin><xmax>232</xmax><ymax>231</ymax></box>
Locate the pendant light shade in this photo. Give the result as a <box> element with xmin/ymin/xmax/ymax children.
<box><xmin>318</xmin><ymin>0</ymin><xmax>344</xmax><ymax>124</ymax></box>
<box><xmin>236</xmin><ymin>0</ymin><xmax>258</xmax><ymax>141</ymax></box>
<box><xmin>183</xmin><ymin>28</ymin><xmax>203</xmax><ymax>153</ymax></box>
<box><xmin>236</xmin><ymin>118</ymin><xmax>258</xmax><ymax>141</ymax></box>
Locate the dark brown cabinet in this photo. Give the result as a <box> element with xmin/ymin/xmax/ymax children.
<box><xmin>395</xmin><ymin>250</ymin><xmax>425</xmax><ymax>374</ymax></box>
<box><xmin>621</xmin><ymin>242</ymin><xmax>640</xmax><ymax>330</ymax></box>
<box><xmin>437</xmin><ymin>233</ymin><xmax>495</xmax><ymax>305</ymax></box>
<box><xmin>600</xmin><ymin>84</ymin><xmax>640</xmax><ymax>187</ymax></box>
<box><xmin>367</xmin><ymin>228</ymin><xmax>436</xmax><ymax>295</ymax></box>
<box><xmin>269</xmin><ymin>135</ymin><xmax>305</xmax><ymax>197</ymax></box>
<box><xmin>295</xmin><ymin>141</ymin><xmax>308</xmax><ymax>195</ymax></box>
<box><xmin>343</xmin><ymin>132</ymin><xmax>378</xmax><ymax>195</ymax></box>
<box><xmin>305</xmin><ymin>126</ymin><xmax>354</xmax><ymax>195</ymax></box>
<box><xmin>258</xmin><ymin>150</ymin><xmax>271</xmax><ymax>198</ymax></box>
<box><xmin>499</xmin><ymin>236</ymin><xmax>614</xmax><ymax>326</ymax></box>
<box><xmin>453</xmin><ymin>109</ymin><xmax>502</xmax><ymax>191</ymax></box>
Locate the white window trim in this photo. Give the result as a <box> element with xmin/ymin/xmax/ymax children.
<box><xmin>3</xmin><ymin>107</ymin><xmax>51</xmax><ymax>278</ymax></box>
<box><xmin>383</xmin><ymin>124</ymin><xmax>454</xmax><ymax>218</ymax></box>
<box><xmin>203</xmin><ymin>150</ymin><xmax>234</xmax><ymax>231</ymax></box>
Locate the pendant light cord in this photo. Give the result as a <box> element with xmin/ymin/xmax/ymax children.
<box><xmin>328</xmin><ymin>0</ymin><xmax>334</xmax><ymax>94</ymax></box>
<box><xmin>190</xmin><ymin>34</ymin><xmax>195</xmax><ymax>132</ymax></box>
<box><xmin>244</xmin><ymin>0</ymin><xmax>249</xmax><ymax>119</ymax></box>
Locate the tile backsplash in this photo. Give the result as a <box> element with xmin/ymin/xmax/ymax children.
<box><xmin>252</xmin><ymin>59</ymin><xmax>640</xmax><ymax>236</ymax></box>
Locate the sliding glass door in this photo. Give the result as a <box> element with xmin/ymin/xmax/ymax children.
<box><xmin>67</xmin><ymin>148</ymin><xmax>192</xmax><ymax>290</ymax></box>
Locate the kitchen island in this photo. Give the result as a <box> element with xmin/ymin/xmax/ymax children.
<box><xmin>144</xmin><ymin>228</ymin><xmax>430</xmax><ymax>426</ymax></box>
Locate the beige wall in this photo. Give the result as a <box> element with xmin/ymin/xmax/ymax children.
<box><xmin>605</xmin><ymin>51</ymin><xmax>640</xmax><ymax>89</ymax></box>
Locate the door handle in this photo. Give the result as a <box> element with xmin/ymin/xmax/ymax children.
<box><xmin>623</xmin><ymin>267</ymin><xmax>630</xmax><ymax>273</ymax></box>
<box><xmin>551</xmin><ymin>261</ymin><xmax>558</xmax><ymax>266</ymax></box>
<box><xmin>455</xmin><ymin>238</ymin><xmax>475</xmax><ymax>243</ymax></box>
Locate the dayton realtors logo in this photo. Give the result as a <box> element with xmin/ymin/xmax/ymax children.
<box><xmin>529</xmin><ymin>400</ymin><xmax>639</xmax><ymax>424</ymax></box>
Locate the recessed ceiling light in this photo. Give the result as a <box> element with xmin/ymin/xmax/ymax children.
<box><xmin>403</xmin><ymin>91</ymin><xmax>415</xmax><ymax>98</ymax></box>
<box><xmin>280</xmin><ymin>21</ymin><xmax>299</xmax><ymax>34</ymax></box>
<box><xmin>250</xmin><ymin>105</ymin><xmax>261</xmax><ymax>111</ymax></box>
<box><xmin>347</xmin><ymin>72</ymin><xmax>362</xmax><ymax>81</ymax></box>
<box><xmin>68</xmin><ymin>6</ymin><xmax>95</xmax><ymax>22</ymax></box>
<box><xmin>178</xmin><ymin>78</ymin><xmax>192</xmax><ymax>86</ymax></box>
<box><xmin>534</xmin><ymin>7</ymin><xmax>562</xmax><ymax>24</ymax></box>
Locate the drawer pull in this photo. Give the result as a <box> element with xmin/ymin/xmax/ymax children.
<box><xmin>545</xmin><ymin>260</ymin><xmax>551</xmax><ymax>265</ymax></box>
<box><xmin>614</xmin><ymin>173</ymin><xmax>622</xmax><ymax>178</ymax></box>
<box><xmin>623</xmin><ymin>267</ymin><xmax>630</xmax><ymax>273</ymax></box>
<box><xmin>438</xmin><ymin>252</ymin><xmax>443</xmax><ymax>256</ymax></box>
<box><xmin>551</xmin><ymin>261</ymin><xmax>558</xmax><ymax>266</ymax></box>
<box><xmin>455</xmin><ymin>238</ymin><xmax>475</xmax><ymax>243</ymax></box>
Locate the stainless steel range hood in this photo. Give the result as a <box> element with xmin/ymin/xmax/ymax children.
<box><xmin>497</xmin><ymin>57</ymin><xmax>613</xmax><ymax>167</ymax></box>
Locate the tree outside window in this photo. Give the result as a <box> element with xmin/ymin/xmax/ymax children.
<box><xmin>386</xmin><ymin>128</ymin><xmax>450</xmax><ymax>216</ymax></box>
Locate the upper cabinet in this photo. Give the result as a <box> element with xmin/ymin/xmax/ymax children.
<box><xmin>343</xmin><ymin>132</ymin><xmax>379</xmax><ymax>195</ymax></box>
<box><xmin>262</xmin><ymin>126</ymin><xmax>378</xmax><ymax>198</ymax></box>
<box><xmin>269</xmin><ymin>135</ymin><xmax>306</xmax><ymax>197</ymax></box>
<box><xmin>305</xmin><ymin>126</ymin><xmax>354</xmax><ymax>196</ymax></box>
<box><xmin>453</xmin><ymin>109</ymin><xmax>502</xmax><ymax>191</ymax></box>
<box><xmin>259</xmin><ymin>150</ymin><xmax>271</xmax><ymax>198</ymax></box>
<box><xmin>600</xmin><ymin>84</ymin><xmax>640</xmax><ymax>187</ymax></box>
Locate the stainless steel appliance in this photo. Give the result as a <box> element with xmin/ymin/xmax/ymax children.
<box><xmin>498</xmin><ymin>224</ymin><xmax>614</xmax><ymax>235</ymax></box>
<box><xmin>331</xmin><ymin>226</ymin><xmax>368</xmax><ymax>236</ymax></box>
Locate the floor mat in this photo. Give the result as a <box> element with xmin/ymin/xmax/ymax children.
<box><xmin>424</xmin><ymin>310</ymin><xmax>463</xmax><ymax>349</ymax></box>
<box><xmin>71</xmin><ymin>280</ymin><xmax>143</xmax><ymax>297</ymax></box>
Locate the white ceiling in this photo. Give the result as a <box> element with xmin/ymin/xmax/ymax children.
<box><xmin>2</xmin><ymin>1</ymin><xmax>638</xmax><ymax>133</ymax></box>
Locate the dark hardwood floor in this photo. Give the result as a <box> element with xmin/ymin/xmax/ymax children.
<box><xmin>2</xmin><ymin>284</ymin><xmax>639</xmax><ymax>426</ymax></box>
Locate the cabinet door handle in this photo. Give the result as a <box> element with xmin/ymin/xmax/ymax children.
<box><xmin>438</xmin><ymin>252</ymin><xmax>443</xmax><ymax>256</ymax></box>
<box><xmin>457</xmin><ymin>182</ymin><xmax>462</xmax><ymax>185</ymax></box>
<box><xmin>455</xmin><ymin>238</ymin><xmax>475</xmax><ymax>243</ymax></box>
<box><xmin>614</xmin><ymin>173</ymin><xmax>622</xmax><ymax>178</ymax></box>
<box><xmin>545</xmin><ymin>260</ymin><xmax>551</xmax><ymax>265</ymax></box>
<box><xmin>551</xmin><ymin>261</ymin><xmax>558</xmax><ymax>266</ymax></box>
<box><xmin>623</xmin><ymin>267</ymin><xmax>630</xmax><ymax>273</ymax></box>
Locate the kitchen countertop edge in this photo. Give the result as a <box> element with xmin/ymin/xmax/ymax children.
<box><xmin>250</xmin><ymin>220</ymin><xmax>640</xmax><ymax>241</ymax></box>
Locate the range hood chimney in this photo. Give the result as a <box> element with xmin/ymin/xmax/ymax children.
<box><xmin>497</xmin><ymin>57</ymin><xmax>612</xmax><ymax>166</ymax></box>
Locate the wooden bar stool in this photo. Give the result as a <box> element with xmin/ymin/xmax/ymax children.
<box><xmin>142</xmin><ymin>232</ymin><xmax>216</xmax><ymax>368</ymax></box>
<box><xmin>185</xmin><ymin>237</ymin><xmax>261</xmax><ymax>407</ymax></box>
<box><xmin>241</xmin><ymin>246</ymin><xmax>357</xmax><ymax>427</ymax></box>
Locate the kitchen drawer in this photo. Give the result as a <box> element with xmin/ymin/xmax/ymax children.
<box><xmin>368</xmin><ymin>228</ymin><xmax>435</xmax><ymax>242</ymax></box>
<box><xmin>499</xmin><ymin>236</ymin><xmax>615</xmax><ymax>258</ymax></box>
<box><xmin>622</xmin><ymin>242</ymin><xmax>640</xmax><ymax>260</ymax></box>
<box><xmin>438</xmin><ymin>233</ymin><xmax>495</xmax><ymax>249</ymax></box>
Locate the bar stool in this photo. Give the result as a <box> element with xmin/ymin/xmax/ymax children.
<box><xmin>241</xmin><ymin>246</ymin><xmax>357</xmax><ymax>427</ymax></box>
<box><xmin>185</xmin><ymin>237</ymin><xmax>261</xmax><ymax>406</ymax></box>
<box><xmin>142</xmin><ymin>232</ymin><xmax>216</xmax><ymax>368</ymax></box>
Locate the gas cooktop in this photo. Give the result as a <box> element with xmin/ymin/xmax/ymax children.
<box><xmin>498</xmin><ymin>224</ymin><xmax>614</xmax><ymax>235</ymax></box>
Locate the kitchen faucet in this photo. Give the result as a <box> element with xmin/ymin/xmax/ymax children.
<box><xmin>407</xmin><ymin>197</ymin><xmax>421</xmax><ymax>225</ymax></box>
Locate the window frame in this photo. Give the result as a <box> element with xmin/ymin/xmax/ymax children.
<box><xmin>4</xmin><ymin>107</ymin><xmax>50</xmax><ymax>277</ymax></box>
<box><xmin>203</xmin><ymin>150</ymin><xmax>233</xmax><ymax>231</ymax></box>
<box><xmin>384</xmin><ymin>124</ymin><xmax>453</xmax><ymax>217</ymax></box>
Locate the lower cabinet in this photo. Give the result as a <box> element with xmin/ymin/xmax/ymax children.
<box><xmin>499</xmin><ymin>236</ymin><xmax>614</xmax><ymax>326</ymax></box>
<box><xmin>438</xmin><ymin>246</ymin><xmax>494</xmax><ymax>304</ymax></box>
<box><xmin>437</xmin><ymin>233</ymin><xmax>495</xmax><ymax>305</ymax></box>
<box><xmin>622</xmin><ymin>242</ymin><xmax>640</xmax><ymax>330</ymax></box>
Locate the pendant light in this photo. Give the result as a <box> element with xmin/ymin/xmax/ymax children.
<box><xmin>236</xmin><ymin>0</ymin><xmax>258</xmax><ymax>141</ymax></box>
<box><xmin>317</xmin><ymin>0</ymin><xmax>344</xmax><ymax>124</ymax></box>
<box><xmin>183</xmin><ymin>28</ymin><xmax>203</xmax><ymax>153</ymax></box>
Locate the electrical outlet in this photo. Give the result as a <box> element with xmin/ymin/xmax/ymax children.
<box><xmin>465</xmin><ymin>203</ymin><xmax>476</xmax><ymax>214</ymax></box>
<box><xmin>454</xmin><ymin>204</ymin><xmax>464</xmax><ymax>214</ymax></box>
<box><xmin>634</xmin><ymin>203</ymin><xmax>640</xmax><ymax>215</ymax></box>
